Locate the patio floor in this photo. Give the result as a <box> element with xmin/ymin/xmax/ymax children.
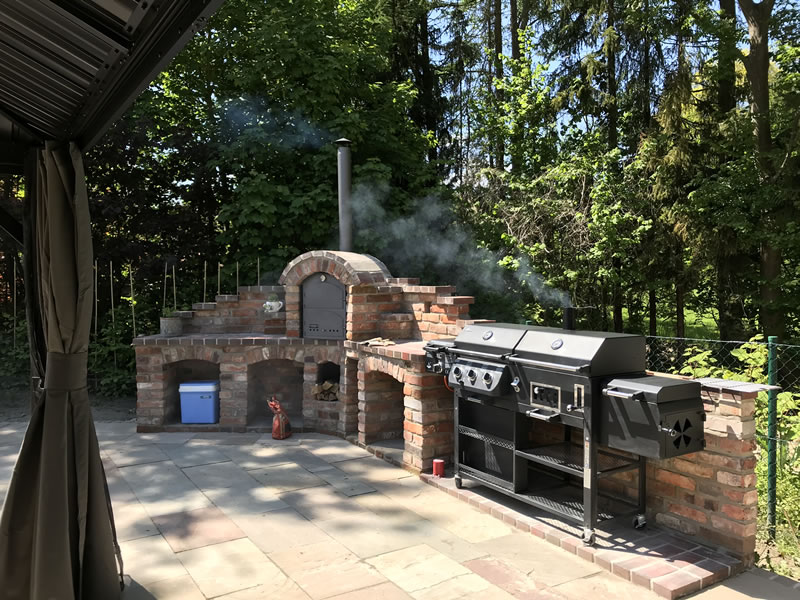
<box><xmin>0</xmin><ymin>421</ymin><xmax>797</xmax><ymax>600</ymax></box>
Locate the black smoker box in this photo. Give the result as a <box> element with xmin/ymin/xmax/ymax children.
<box><xmin>424</xmin><ymin>322</ymin><xmax>705</xmax><ymax>544</ymax></box>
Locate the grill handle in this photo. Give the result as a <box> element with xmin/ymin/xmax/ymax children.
<box><xmin>603</xmin><ymin>387</ymin><xmax>646</xmax><ymax>401</ymax></box>
<box><xmin>448</xmin><ymin>348</ymin><xmax>508</xmax><ymax>362</ymax></box>
<box><xmin>506</xmin><ymin>355</ymin><xmax>590</xmax><ymax>374</ymax></box>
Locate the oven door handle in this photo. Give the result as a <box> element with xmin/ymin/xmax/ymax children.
<box><xmin>506</xmin><ymin>355</ymin><xmax>590</xmax><ymax>374</ymax></box>
<box><xmin>524</xmin><ymin>408</ymin><xmax>561</xmax><ymax>423</ymax></box>
<box><xmin>603</xmin><ymin>387</ymin><xmax>646</xmax><ymax>401</ymax></box>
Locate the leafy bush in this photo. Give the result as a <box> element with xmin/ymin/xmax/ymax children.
<box><xmin>0</xmin><ymin>313</ymin><xmax>29</xmax><ymax>379</ymax></box>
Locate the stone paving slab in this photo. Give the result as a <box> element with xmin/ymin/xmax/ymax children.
<box><xmin>177</xmin><ymin>538</ymin><xmax>280</xmax><ymax>598</ymax></box>
<box><xmin>247</xmin><ymin>462</ymin><xmax>328</xmax><ymax>493</ymax></box>
<box><xmin>120</xmin><ymin>461</ymin><xmax>212</xmax><ymax>517</ymax></box>
<box><xmin>366</xmin><ymin>543</ymin><xmax>471</xmax><ymax>593</ymax></box>
<box><xmin>159</xmin><ymin>444</ymin><xmax>231</xmax><ymax>468</ymax></box>
<box><xmin>152</xmin><ymin>506</ymin><xmax>246</xmax><ymax>552</ymax></box>
<box><xmin>269</xmin><ymin>539</ymin><xmax>388</xmax><ymax>599</ymax></box>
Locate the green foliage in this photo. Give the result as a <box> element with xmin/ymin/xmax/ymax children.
<box><xmin>89</xmin><ymin>307</ymin><xmax>137</xmax><ymax>398</ymax></box>
<box><xmin>0</xmin><ymin>314</ymin><xmax>29</xmax><ymax>378</ymax></box>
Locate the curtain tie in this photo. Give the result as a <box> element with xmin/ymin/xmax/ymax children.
<box><xmin>44</xmin><ymin>351</ymin><xmax>88</xmax><ymax>391</ymax></box>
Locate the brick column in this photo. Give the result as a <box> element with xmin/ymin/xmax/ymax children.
<box><xmin>402</xmin><ymin>372</ymin><xmax>453</xmax><ymax>471</ymax></box>
<box><xmin>338</xmin><ymin>356</ymin><xmax>359</xmax><ymax>436</ymax></box>
<box><xmin>284</xmin><ymin>285</ymin><xmax>300</xmax><ymax>337</ymax></box>
<box><xmin>649</xmin><ymin>383</ymin><xmax>757</xmax><ymax>564</ymax></box>
<box><xmin>219</xmin><ymin>351</ymin><xmax>248</xmax><ymax>428</ymax></box>
<box><xmin>135</xmin><ymin>346</ymin><xmax>167</xmax><ymax>427</ymax></box>
<box><xmin>302</xmin><ymin>358</ymin><xmax>319</xmax><ymax>431</ymax></box>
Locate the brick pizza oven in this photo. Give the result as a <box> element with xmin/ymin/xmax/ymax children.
<box><xmin>134</xmin><ymin>250</ymin><xmax>485</xmax><ymax>470</ymax></box>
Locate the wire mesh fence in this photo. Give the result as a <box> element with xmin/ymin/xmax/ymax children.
<box><xmin>646</xmin><ymin>335</ymin><xmax>800</xmax><ymax>396</ymax></box>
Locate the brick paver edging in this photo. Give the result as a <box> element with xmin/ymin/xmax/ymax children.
<box><xmin>419</xmin><ymin>472</ymin><xmax>745</xmax><ymax>600</ymax></box>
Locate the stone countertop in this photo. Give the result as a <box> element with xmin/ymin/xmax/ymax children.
<box><xmin>343</xmin><ymin>339</ymin><xmax>428</xmax><ymax>363</ymax></box>
<box><xmin>132</xmin><ymin>334</ymin><xmax>344</xmax><ymax>347</ymax></box>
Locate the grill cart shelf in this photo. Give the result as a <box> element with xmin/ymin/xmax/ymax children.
<box><xmin>425</xmin><ymin>319</ymin><xmax>706</xmax><ymax>545</ymax></box>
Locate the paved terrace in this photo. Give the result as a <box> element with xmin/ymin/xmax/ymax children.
<box><xmin>0</xmin><ymin>422</ymin><xmax>797</xmax><ymax>600</ymax></box>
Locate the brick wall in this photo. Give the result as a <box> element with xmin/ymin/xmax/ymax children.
<box><xmin>180</xmin><ymin>286</ymin><xmax>286</xmax><ymax>335</ymax></box>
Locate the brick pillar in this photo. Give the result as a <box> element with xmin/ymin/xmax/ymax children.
<box><xmin>338</xmin><ymin>357</ymin><xmax>359</xmax><ymax>436</ymax></box>
<box><xmin>284</xmin><ymin>285</ymin><xmax>300</xmax><ymax>337</ymax></box>
<box><xmin>219</xmin><ymin>355</ymin><xmax>248</xmax><ymax>427</ymax></box>
<box><xmin>402</xmin><ymin>371</ymin><xmax>453</xmax><ymax>472</ymax></box>
<box><xmin>135</xmin><ymin>346</ymin><xmax>167</xmax><ymax>427</ymax></box>
<box><xmin>649</xmin><ymin>383</ymin><xmax>757</xmax><ymax>564</ymax></box>
<box><xmin>302</xmin><ymin>358</ymin><xmax>319</xmax><ymax>431</ymax></box>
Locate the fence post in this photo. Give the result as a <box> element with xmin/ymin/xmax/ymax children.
<box><xmin>767</xmin><ymin>335</ymin><xmax>778</xmax><ymax>540</ymax></box>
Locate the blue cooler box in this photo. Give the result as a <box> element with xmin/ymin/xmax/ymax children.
<box><xmin>179</xmin><ymin>381</ymin><xmax>220</xmax><ymax>424</ymax></box>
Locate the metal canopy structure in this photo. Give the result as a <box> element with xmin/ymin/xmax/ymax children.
<box><xmin>0</xmin><ymin>0</ymin><xmax>224</xmax><ymax>154</ymax></box>
<box><xmin>0</xmin><ymin>1</ymin><xmax>225</xmax><ymax>598</ymax></box>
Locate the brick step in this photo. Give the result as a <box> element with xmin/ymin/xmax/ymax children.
<box><xmin>387</xmin><ymin>277</ymin><xmax>420</xmax><ymax>285</ymax></box>
<box><xmin>238</xmin><ymin>285</ymin><xmax>283</xmax><ymax>294</ymax></box>
<box><xmin>402</xmin><ymin>285</ymin><xmax>455</xmax><ymax>294</ymax></box>
<box><xmin>215</xmin><ymin>294</ymin><xmax>239</xmax><ymax>303</ymax></box>
<box><xmin>173</xmin><ymin>311</ymin><xmax>194</xmax><ymax>318</ymax></box>
<box><xmin>192</xmin><ymin>302</ymin><xmax>216</xmax><ymax>310</ymax></box>
<box><xmin>434</xmin><ymin>295</ymin><xmax>474</xmax><ymax>305</ymax></box>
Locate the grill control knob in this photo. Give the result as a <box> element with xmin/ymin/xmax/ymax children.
<box><xmin>660</xmin><ymin>426</ymin><xmax>678</xmax><ymax>438</ymax></box>
<box><xmin>433</xmin><ymin>363</ymin><xmax>443</xmax><ymax>374</ymax></box>
<box><xmin>482</xmin><ymin>372</ymin><xmax>493</xmax><ymax>386</ymax></box>
<box><xmin>452</xmin><ymin>366</ymin><xmax>463</xmax><ymax>379</ymax></box>
<box><xmin>467</xmin><ymin>369</ymin><xmax>477</xmax><ymax>382</ymax></box>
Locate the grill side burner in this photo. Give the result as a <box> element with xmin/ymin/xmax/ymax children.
<box><xmin>424</xmin><ymin>321</ymin><xmax>705</xmax><ymax>545</ymax></box>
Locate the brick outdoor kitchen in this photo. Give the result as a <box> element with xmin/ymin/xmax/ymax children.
<box><xmin>133</xmin><ymin>250</ymin><xmax>761</xmax><ymax>582</ymax></box>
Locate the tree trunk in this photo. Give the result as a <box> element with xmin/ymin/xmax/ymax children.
<box><xmin>509</xmin><ymin>0</ymin><xmax>522</xmax><ymax>174</ymax></box>
<box><xmin>738</xmin><ymin>0</ymin><xmax>782</xmax><ymax>339</ymax></box>
<box><xmin>420</xmin><ymin>11</ymin><xmax>437</xmax><ymax>163</ymax></box>
<box><xmin>648</xmin><ymin>288</ymin><xmax>657</xmax><ymax>336</ymax></box>
<box><xmin>675</xmin><ymin>282</ymin><xmax>685</xmax><ymax>338</ymax></box>
<box><xmin>510</xmin><ymin>0</ymin><xmax>520</xmax><ymax>61</ymax></box>
<box><xmin>717</xmin><ymin>254</ymin><xmax>747</xmax><ymax>340</ymax></box>
<box><xmin>642</xmin><ymin>0</ymin><xmax>652</xmax><ymax>128</ymax></box>
<box><xmin>601</xmin><ymin>279</ymin><xmax>609</xmax><ymax>331</ymax></box>
<box><xmin>493</xmin><ymin>0</ymin><xmax>504</xmax><ymax>168</ymax></box>
<box><xmin>606</xmin><ymin>0</ymin><xmax>619</xmax><ymax>151</ymax></box>
<box><xmin>612</xmin><ymin>259</ymin><xmax>623</xmax><ymax>332</ymax></box>
<box><xmin>718</xmin><ymin>0</ymin><xmax>737</xmax><ymax>113</ymax></box>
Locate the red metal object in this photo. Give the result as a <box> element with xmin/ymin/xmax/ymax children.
<box><xmin>432</xmin><ymin>458</ymin><xmax>445</xmax><ymax>477</ymax></box>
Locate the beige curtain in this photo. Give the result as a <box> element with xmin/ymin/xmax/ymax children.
<box><xmin>0</xmin><ymin>142</ymin><xmax>122</xmax><ymax>599</ymax></box>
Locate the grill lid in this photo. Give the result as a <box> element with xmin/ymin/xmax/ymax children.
<box><xmin>512</xmin><ymin>327</ymin><xmax>646</xmax><ymax>376</ymax></box>
<box><xmin>453</xmin><ymin>323</ymin><xmax>529</xmax><ymax>357</ymax></box>
<box><xmin>604</xmin><ymin>375</ymin><xmax>701</xmax><ymax>404</ymax></box>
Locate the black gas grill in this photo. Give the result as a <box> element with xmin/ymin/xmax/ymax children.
<box><xmin>424</xmin><ymin>320</ymin><xmax>705</xmax><ymax>544</ymax></box>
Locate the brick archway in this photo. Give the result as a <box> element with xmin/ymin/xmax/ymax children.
<box><xmin>279</xmin><ymin>251</ymin><xmax>391</xmax><ymax>286</ymax></box>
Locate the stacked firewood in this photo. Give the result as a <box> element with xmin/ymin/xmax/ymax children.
<box><xmin>312</xmin><ymin>380</ymin><xmax>339</xmax><ymax>402</ymax></box>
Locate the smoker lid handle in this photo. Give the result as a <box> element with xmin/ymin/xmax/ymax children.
<box><xmin>603</xmin><ymin>387</ymin><xmax>646</xmax><ymax>401</ymax></box>
<box><xmin>506</xmin><ymin>355</ymin><xmax>590</xmax><ymax>373</ymax></box>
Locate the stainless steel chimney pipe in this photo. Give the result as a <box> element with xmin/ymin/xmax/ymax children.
<box><xmin>336</xmin><ymin>138</ymin><xmax>352</xmax><ymax>252</ymax></box>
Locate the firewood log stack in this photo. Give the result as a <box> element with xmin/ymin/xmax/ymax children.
<box><xmin>312</xmin><ymin>380</ymin><xmax>339</xmax><ymax>401</ymax></box>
